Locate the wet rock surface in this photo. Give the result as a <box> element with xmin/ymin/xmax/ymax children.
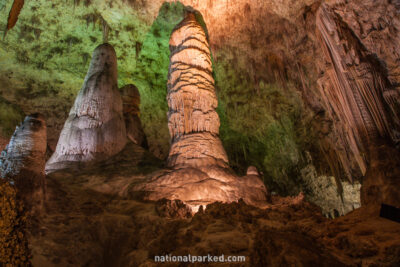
<box><xmin>45</xmin><ymin>44</ymin><xmax>127</xmax><ymax>173</ymax></box>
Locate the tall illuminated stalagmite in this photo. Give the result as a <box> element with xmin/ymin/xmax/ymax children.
<box><xmin>133</xmin><ymin>12</ymin><xmax>268</xmax><ymax>211</ymax></box>
<box><xmin>45</xmin><ymin>44</ymin><xmax>126</xmax><ymax>173</ymax></box>
<box><xmin>167</xmin><ymin>12</ymin><xmax>229</xmax><ymax>168</ymax></box>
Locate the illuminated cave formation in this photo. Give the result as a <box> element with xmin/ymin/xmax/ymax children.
<box><xmin>45</xmin><ymin>43</ymin><xmax>127</xmax><ymax>173</ymax></box>
<box><xmin>166</xmin><ymin>12</ymin><xmax>229</xmax><ymax>168</ymax></box>
<box><xmin>133</xmin><ymin>12</ymin><xmax>268</xmax><ymax>211</ymax></box>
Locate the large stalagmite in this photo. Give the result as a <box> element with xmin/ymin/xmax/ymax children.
<box><xmin>45</xmin><ymin>44</ymin><xmax>126</xmax><ymax>173</ymax></box>
<box><xmin>0</xmin><ymin>113</ymin><xmax>47</xmax><ymax>210</ymax></box>
<box><xmin>132</xmin><ymin>12</ymin><xmax>268</xmax><ymax>211</ymax></box>
<box><xmin>167</xmin><ymin>12</ymin><xmax>229</xmax><ymax>168</ymax></box>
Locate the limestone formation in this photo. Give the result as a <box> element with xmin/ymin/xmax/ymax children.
<box><xmin>45</xmin><ymin>43</ymin><xmax>127</xmax><ymax>173</ymax></box>
<box><xmin>133</xmin><ymin>12</ymin><xmax>268</xmax><ymax>211</ymax></box>
<box><xmin>167</xmin><ymin>12</ymin><xmax>228</xmax><ymax>169</ymax></box>
<box><xmin>316</xmin><ymin>3</ymin><xmax>400</xmax><ymax>180</ymax></box>
<box><xmin>0</xmin><ymin>113</ymin><xmax>47</xmax><ymax>210</ymax></box>
<box><xmin>300</xmin><ymin>161</ymin><xmax>361</xmax><ymax>218</ymax></box>
<box><xmin>121</xmin><ymin>84</ymin><xmax>148</xmax><ymax>148</ymax></box>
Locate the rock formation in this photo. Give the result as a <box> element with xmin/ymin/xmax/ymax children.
<box><xmin>0</xmin><ymin>113</ymin><xmax>47</xmax><ymax>210</ymax></box>
<box><xmin>316</xmin><ymin>3</ymin><xmax>400</xmax><ymax>180</ymax></box>
<box><xmin>133</xmin><ymin>12</ymin><xmax>268</xmax><ymax>211</ymax></box>
<box><xmin>121</xmin><ymin>84</ymin><xmax>148</xmax><ymax>148</ymax></box>
<box><xmin>167</xmin><ymin>12</ymin><xmax>229</xmax><ymax>168</ymax></box>
<box><xmin>45</xmin><ymin>43</ymin><xmax>127</xmax><ymax>173</ymax></box>
<box><xmin>300</xmin><ymin>160</ymin><xmax>361</xmax><ymax>218</ymax></box>
<box><xmin>316</xmin><ymin>3</ymin><xmax>400</xmax><ymax>208</ymax></box>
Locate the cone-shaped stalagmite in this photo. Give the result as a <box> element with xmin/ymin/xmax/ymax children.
<box><xmin>45</xmin><ymin>44</ymin><xmax>126</xmax><ymax>173</ymax></box>
<box><xmin>0</xmin><ymin>113</ymin><xmax>47</xmax><ymax>210</ymax></box>
<box><xmin>167</xmin><ymin>12</ymin><xmax>229</xmax><ymax>168</ymax></box>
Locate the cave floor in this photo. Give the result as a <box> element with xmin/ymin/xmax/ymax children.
<box><xmin>29</xmin><ymin>144</ymin><xmax>400</xmax><ymax>266</ymax></box>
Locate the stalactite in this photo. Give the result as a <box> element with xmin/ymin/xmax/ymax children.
<box><xmin>101</xmin><ymin>16</ymin><xmax>110</xmax><ymax>43</ymax></box>
<box><xmin>3</xmin><ymin>0</ymin><xmax>24</xmax><ymax>39</ymax></box>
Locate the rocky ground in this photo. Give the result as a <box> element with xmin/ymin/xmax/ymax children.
<box><xmin>28</xmin><ymin>143</ymin><xmax>400</xmax><ymax>267</ymax></box>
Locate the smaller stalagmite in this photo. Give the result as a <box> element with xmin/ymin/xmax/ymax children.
<box><xmin>121</xmin><ymin>84</ymin><xmax>148</xmax><ymax>148</ymax></box>
<box><xmin>0</xmin><ymin>113</ymin><xmax>47</xmax><ymax>210</ymax></box>
<box><xmin>45</xmin><ymin>43</ymin><xmax>126</xmax><ymax>173</ymax></box>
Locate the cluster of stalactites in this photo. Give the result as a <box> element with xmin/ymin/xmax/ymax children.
<box><xmin>316</xmin><ymin>4</ymin><xmax>400</xmax><ymax>179</ymax></box>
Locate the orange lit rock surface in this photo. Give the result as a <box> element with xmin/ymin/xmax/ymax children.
<box><xmin>167</xmin><ymin>12</ymin><xmax>228</xmax><ymax>168</ymax></box>
<box><xmin>45</xmin><ymin>44</ymin><xmax>127</xmax><ymax>174</ymax></box>
<box><xmin>132</xmin><ymin>13</ymin><xmax>268</xmax><ymax>210</ymax></box>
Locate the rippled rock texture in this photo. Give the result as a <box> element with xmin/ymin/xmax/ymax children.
<box><xmin>316</xmin><ymin>3</ymin><xmax>400</xmax><ymax>179</ymax></box>
<box><xmin>0</xmin><ymin>113</ymin><xmax>46</xmax><ymax>211</ymax></box>
<box><xmin>166</xmin><ymin>12</ymin><xmax>228</xmax><ymax>168</ymax></box>
<box><xmin>45</xmin><ymin>43</ymin><xmax>127</xmax><ymax>173</ymax></box>
<box><xmin>31</xmin><ymin>164</ymin><xmax>400</xmax><ymax>266</ymax></box>
<box><xmin>315</xmin><ymin>1</ymin><xmax>400</xmax><ymax>208</ymax></box>
<box><xmin>133</xmin><ymin>12</ymin><xmax>268</xmax><ymax>210</ymax></box>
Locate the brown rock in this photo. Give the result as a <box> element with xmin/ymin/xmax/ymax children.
<box><xmin>316</xmin><ymin>3</ymin><xmax>400</xmax><ymax>180</ymax></box>
<box><xmin>45</xmin><ymin>43</ymin><xmax>127</xmax><ymax>173</ymax></box>
<box><xmin>155</xmin><ymin>198</ymin><xmax>193</xmax><ymax>218</ymax></box>
<box><xmin>120</xmin><ymin>84</ymin><xmax>148</xmax><ymax>148</ymax></box>
<box><xmin>0</xmin><ymin>113</ymin><xmax>47</xmax><ymax>211</ymax></box>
